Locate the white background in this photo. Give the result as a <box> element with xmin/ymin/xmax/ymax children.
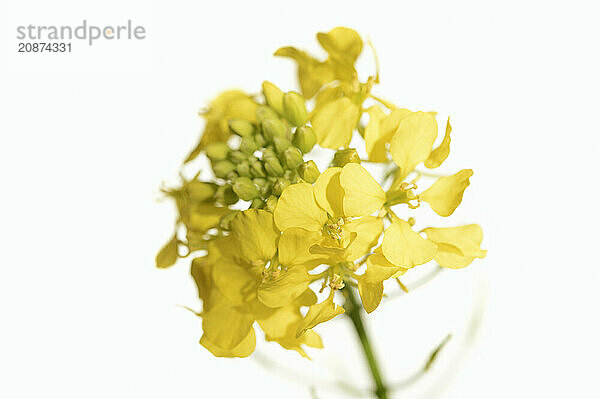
<box><xmin>1</xmin><ymin>0</ymin><xmax>599</xmax><ymax>398</ymax></box>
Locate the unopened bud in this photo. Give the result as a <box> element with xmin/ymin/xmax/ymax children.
<box><xmin>205</xmin><ymin>142</ymin><xmax>230</xmax><ymax>161</ymax></box>
<box><xmin>233</xmin><ymin>177</ymin><xmax>259</xmax><ymax>201</ymax></box>
<box><xmin>212</xmin><ymin>160</ymin><xmax>236</xmax><ymax>179</ymax></box>
<box><xmin>262</xmin><ymin>81</ymin><xmax>284</xmax><ymax>115</ymax></box>
<box><xmin>282</xmin><ymin>146</ymin><xmax>303</xmax><ymax>169</ymax></box>
<box><xmin>219</xmin><ymin>211</ymin><xmax>239</xmax><ymax>231</ymax></box>
<box><xmin>250</xmin><ymin>198</ymin><xmax>264</xmax><ymax>209</ymax></box>
<box><xmin>250</xmin><ymin>159</ymin><xmax>266</xmax><ymax>177</ymax></box>
<box><xmin>256</xmin><ymin>105</ymin><xmax>279</xmax><ymax>123</ymax></box>
<box><xmin>185</xmin><ymin>181</ymin><xmax>217</xmax><ymax>202</ymax></box>
<box><xmin>332</xmin><ymin>148</ymin><xmax>361</xmax><ymax>167</ymax></box>
<box><xmin>264</xmin><ymin>156</ymin><xmax>284</xmax><ymax>177</ymax></box>
<box><xmin>265</xmin><ymin>195</ymin><xmax>278</xmax><ymax>212</ymax></box>
<box><xmin>273</xmin><ymin>136</ymin><xmax>292</xmax><ymax>154</ymax></box>
<box><xmin>272</xmin><ymin>178</ymin><xmax>290</xmax><ymax>196</ymax></box>
<box><xmin>254</xmin><ymin>134</ymin><xmax>267</xmax><ymax>148</ymax></box>
<box><xmin>239</xmin><ymin>136</ymin><xmax>258</xmax><ymax>155</ymax></box>
<box><xmin>236</xmin><ymin>161</ymin><xmax>252</xmax><ymax>177</ymax></box>
<box><xmin>229</xmin><ymin>150</ymin><xmax>247</xmax><ymax>163</ymax></box>
<box><xmin>229</xmin><ymin>119</ymin><xmax>255</xmax><ymax>137</ymax></box>
<box><xmin>282</xmin><ymin>91</ymin><xmax>308</xmax><ymax>126</ymax></box>
<box><xmin>298</xmin><ymin>160</ymin><xmax>320</xmax><ymax>183</ymax></box>
<box><xmin>262</xmin><ymin>118</ymin><xmax>288</xmax><ymax>142</ymax></box>
<box><xmin>293</xmin><ymin>126</ymin><xmax>317</xmax><ymax>153</ymax></box>
<box><xmin>216</xmin><ymin>184</ymin><xmax>239</xmax><ymax>205</ymax></box>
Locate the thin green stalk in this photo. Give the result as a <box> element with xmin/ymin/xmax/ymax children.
<box><xmin>343</xmin><ymin>287</ymin><xmax>388</xmax><ymax>399</ymax></box>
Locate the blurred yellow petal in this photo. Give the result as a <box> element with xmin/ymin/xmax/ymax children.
<box><xmin>258</xmin><ymin>305</ymin><xmax>301</xmax><ymax>340</ymax></box>
<box><xmin>231</xmin><ymin>209</ymin><xmax>280</xmax><ymax>263</ymax></box>
<box><xmin>314</xmin><ymin>167</ymin><xmax>344</xmax><ymax>217</ymax></box>
<box><xmin>202</xmin><ymin>303</ymin><xmax>255</xmax><ymax>349</ymax></box>
<box><xmin>258</xmin><ymin>267</ymin><xmax>312</xmax><ymax>308</ymax></box>
<box><xmin>340</xmin><ymin>163</ymin><xmax>386</xmax><ymax>217</ymax></box>
<box><xmin>274</xmin><ymin>183</ymin><xmax>328</xmax><ymax>231</ymax></box>
<box><xmin>200</xmin><ymin>328</ymin><xmax>255</xmax><ymax>358</ymax></box>
<box><xmin>274</xmin><ymin>47</ymin><xmax>335</xmax><ymax>98</ymax></box>
<box><xmin>420</xmin><ymin>169</ymin><xmax>473</xmax><ymax>217</ymax></box>
<box><xmin>423</xmin><ymin>224</ymin><xmax>487</xmax><ymax>269</ymax></box>
<box><xmin>155</xmin><ymin>235</ymin><xmax>178</xmax><ymax>269</ymax></box>
<box><xmin>212</xmin><ymin>259</ymin><xmax>258</xmax><ymax>304</ymax></box>
<box><xmin>296</xmin><ymin>295</ymin><xmax>345</xmax><ymax>337</ymax></box>
<box><xmin>279</xmin><ymin>227</ymin><xmax>327</xmax><ymax>268</ymax></box>
<box><xmin>188</xmin><ymin>204</ymin><xmax>230</xmax><ymax>233</ymax></box>
<box><xmin>364</xmin><ymin>106</ymin><xmax>387</xmax><ymax>162</ymax></box>
<box><xmin>382</xmin><ymin>219</ymin><xmax>437</xmax><ymax>268</ymax></box>
<box><xmin>390</xmin><ymin>111</ymin><xmax>438</xmax><ymax>179</ymax></box>
<box><xmin>311</xmin><ymin>97</ymin><xmax>359</xmax><ymax>149</ymax></box>
<box><xmin>425</xmin><ymin>117</ymin><xmax>452</xmax><ymax>169</ymax></box>
<box><xmin>317</xmin><ymin>27</ymin><xmax>363</xmax><ymax>63</ymax></box>
<box><xmin>344</xmin><ymin>216</ymin><xmax>384</xmax><ymax>261</ymax></box>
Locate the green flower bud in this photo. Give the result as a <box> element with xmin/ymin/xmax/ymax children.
<box><xmin>272</xmin><ymin>178</ymin><xmax>290</xmax><ymax>196</ymax></box>
<box><xmin>265</xmin><ymin>195</ymin><xmax>278</xmax><ymax>212</ymax></box>
<box><xmin>219</xmin><ymin>210</ymin><xmax>239</xmax><ymax>231</ymax></box>
<box><xmin>239</xmin><ymin>136</ymin><xmax>258</xmax><ymax>155</ymax></box>
<box><xmin>205</xmin><ymin>142</ymin><xmax>230</xmax><ymax>161</ymax></box>
<box><xmin>250</xmin><ymin>159</ymin><xmax>266</xmax><ymax>177</ymax></box>
<box><xmin>282</xmin><ymin>146</ymin><xmax>303</xmax><ymax>169</ymax></box>
<box><xmin>282</xmin><ymin>91</ymin><xmax>308</xmax><ymax>126</ymax></box>
<box><xmin>213</xmin><ymin>160</ymin><xmax>236</xmax><ymax>179</ymax></box>
<box><xmin>273</xmin><ymin>136</ymin><xmax>292</xmax><ymax>154</ymax></box>
<box><xmin>298</xmin><ymin>160</ymin><xmax>320</xmax><ymax>183</ymax></box>
<box><xmin>185</xmin><ymin>181</ymin><xmax>217</xmax><ymax>202</ymax></box>
<box><xmin>236</xmin><ymin>161</ymin><xmax>252</xmax><ymax>177</ymax></box>
<box><xmin>228</xmin><ymin>119</ymin><xmax>255</xmax><ymax>137</ymax></box>
<box><xmin>254</xmin><ymin>134</ymin><xmax>267</xmax><ymax>148</ymax></box>
<box><xmin>262</xmin><ymin>118</ymin><xmax>288</xmax><ymax>142</ymax></box>
<box><xmin>256</xmin><ymin>105</ymin><xmax>279</xmax><ymax>123</ymax></box>
<box><xmin>264</xmin><ymin>156</ymin><xmax>284</xmax><ymax>177</ymax></box>
<box><xmin>283</xmin><ymin>169</ymin><xmax>297</xmax><ymax>181</ymax></box>
<box><xmin>228</xmin><ymin>150</ymin><xmax>247</xmax><ymax>163</ymax></box>
<box><xmin>226</xmin><ymin>171</ymin><xmax>238</xmax><ymax>180</ymax></box>
<box><xmin>332</xmin><ymin>148</ymin><xmax>361</xmax><ymax>167</ymax></box>
<box><xmin>250</xmin><ymin>198</ymin><xmax>264</xmax><ymax>209</ymax></box>
<box><xmin>216</xmin><ymin>184</ymin><xmax>239</xmax><ymax>205</ymax></box>
<box><xmin>293</xmin><ymin>126</ymin><xmax>317</xmax><ymax>153</ymax></box>
<box><xmin>262</xmin><ymin>81</ymin><xmax>284</xmax><ymax>115</ymax></box>
<box><xmin>233</xmin><ymin>177</ymin><xmax>260</xmax><ymax>201</ymax></box>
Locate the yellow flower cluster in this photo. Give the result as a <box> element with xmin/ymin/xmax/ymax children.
<box><xmin>157</xmin><ymin>27</ymin><xmax>486</xmax><ymax>359</ymax></box>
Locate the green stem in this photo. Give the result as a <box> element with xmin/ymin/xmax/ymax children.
<box><xmin>343</xmin><ymin>287</ymin><xmax>388</xmax><ymax>399</ymax></box>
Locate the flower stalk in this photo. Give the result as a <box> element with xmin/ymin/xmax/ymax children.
<box><xmin>343</xmin><ymin>286</ymin><xmax>388</xmax><ymax>399</ymax></box>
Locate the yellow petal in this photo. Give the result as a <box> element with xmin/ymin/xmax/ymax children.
<box><xmin>296</xmin><ymin>295</ymin><xmax>345</xmax><ymax>337</ymax></box>
<box><xmin>230</xmin><ymin>209</ymin><xmax>280</xmax><ymax>262</ymax></box>
<box><xmin>274</xmin><ymin>47</ymin><xmax>335</xmax><ymax>98</ymax></box>
<box><xmin>317</xmin><ymin>27</ymin><xmax>363</xmax><ymax>63</ymax></box>
<box><xmin>390</xmin><ymin>111</ymin><xmax>438</xmax><ymax>179</ymax></box>
<box><xmin>344</xmin><ymin>216</ymin><xmax>384</xmax><ymax>261</ymax></box>
<box><xmin>311</xmin><ymin>97</ymin><xmax>359</xmax><ymax>149</ymax></box>
<box><xmin>190</xmin><ymin>256</ymin><xmax>213</xmax><ymax>306</ymax></box>
<box><xmin>274</xmin><ymin>183</ymin><xmax>327</xmax><ymax>231</ymax></box>
<box><xmin>212</xmin><ymin>258</ymin><xmax>258</xmax><ymax>304</ymax></box>
<box><xmin>202</xmin><ymin>303</ymin><xmax>255</xmax><ymax>349</ymax></box>
<box><xmin>364</xmin><ymin>106</ymin><xmax>387</xmax><ymax>162</ymax></box>
<box><xmin>357</xmin><ymin>281</ymin><xmax>383</xmax><ymax>314</ymax></box>
<box><xmin>420</xmin><ymin>169</ymin><xmax>473</xmax><ymax>217</ymax></box>
<box><xmin>425</xmin><ymin>117</ymin><xmax>452</xmax><ymax>169</ymax></box>
<box><xmin>313</xmin><ymin>167</ymin><xmax>344</xmax><ymax>217</ymax></box>
<box><xmin>382</xmin><ymin>219</ymin><xmax>437</xmax><ymax>268</ymax></box>
<box><xmin>155</xmin><ymin>235</ymin><xmax>178</xmax><ymax>268</ymax></box>
<box><xmin>188</xmin><ymin>204</ymin><xmax>230</xmax><ymax>233</ymax></box>
<box><xmin>258</xmin><ymin>267</ymin><xmax>312</xmax><ymax>308</ymax></box>
<box><xmin>423</xmin><ymin>224</ymin><xmax>487</xmax><ymax>269</ymax></box>
<box><xmin>340</xmin><ymin>163</ymin><xmax>386</xmax><ymax>217</ymax></box>
<box><xmin>357</xmin><ymin>254</ymin><xmax>403</xmax><ymax>313</ymax></box>
<box><xmin>200</xmin><ymin>328</ymin><xmax>255</xmax><ymax>358</ymax></box>
<box><xmin>278</xmin><ymin>227</ymin><xmax>327</xmax><ymax>269</ymax></box>
<box><xmin>258</xmin><ymin>305</ymin><xmax>302</xmax><ymax>340</ymax></box>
